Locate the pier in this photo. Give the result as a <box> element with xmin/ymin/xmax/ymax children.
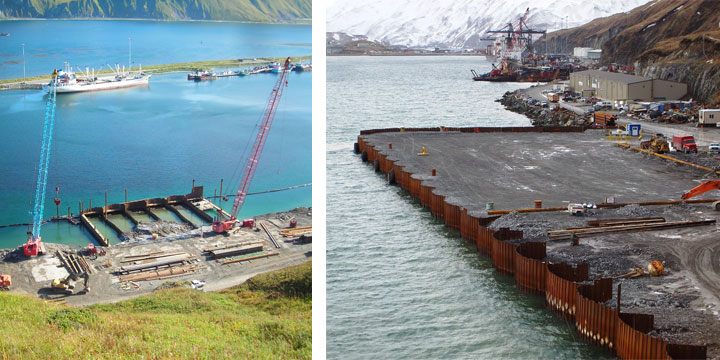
<box><xmin>357</xmin><ymin>126</ymin><xmax>715</xmax><ymax>358</ymax></box>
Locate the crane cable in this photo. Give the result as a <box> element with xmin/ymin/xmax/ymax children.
<box><xmin>30</xmin><ymin>71</ymin><xmax>58</xmax><ymax>238</ymax></box>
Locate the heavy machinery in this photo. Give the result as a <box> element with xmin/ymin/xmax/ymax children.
<box><xmin>640</xmin><ymin>133</ymin><xmax>670</xmax><ymax>153</ymax></box>
<box><xmin>50</xmin><ymin>272</ymin><xmax>89</xmax><ymax>295</ymax></box>
<box><xmin>681</xmin><ymin>180</ymin><xmax>720</xmax><ymax>210</ymax></box>
<box><xmin>51</xmin><ymin>276</ymin><xmax>76</xmax><ymax>294</ymax></box>
<box><xmin>24</xmin><ymin>70</ymin><xmax>59</xmax><ymax>257</ymax></box>
<box><xmin>672</xmin><ymin>135</ymin><xmax>698</xmax><ymax>153</ymax></box>
<box><xmin>0</xmin><ymin>274</ymin><xmax>11</xmax><ymax>290</ymax></box>
<box><xmin>212</xmin><ymin>57</ymin><xmax>291</xmax><ymax>234</ymax></box>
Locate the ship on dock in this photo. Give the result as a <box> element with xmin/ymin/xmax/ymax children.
<box><xmin>45</xmin><ymin>63</ymin><xmax>151</xmax><ymax>94</ymax></box>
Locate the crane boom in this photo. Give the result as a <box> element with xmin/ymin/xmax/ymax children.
<box><xmin>25</xmin><ymin>70</ymin><xmax>58</xmax><ymax>256</ymax></box>
<box><xmin>230</xmin><ymin>57</ymin><xmax>291</xmax><ymax>219</ymax></box>
<box><xmin>212</xmin><ymin>57</ymin><xmax>291</xmax><ymax>233</ymax></box>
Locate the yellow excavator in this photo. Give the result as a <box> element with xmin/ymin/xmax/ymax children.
<box><xmin>51</xmin><ymin>273</ymin><xmax>90</xmax><ymax>295</ymax></box>
<box><xmin>640</xmin><ymin>133</ymin><xmax>670</xmax><ymax>153</ymax></box>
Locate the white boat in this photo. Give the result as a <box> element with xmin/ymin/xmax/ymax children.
<box><xmin>45</xmin><ymin>63</ymin><xmax>151</xmax><ymax>94</ymax></box>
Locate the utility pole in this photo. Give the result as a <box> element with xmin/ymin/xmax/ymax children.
<box><xmin>21</xmin><ymin>43</ymin><xmax>25</xmax><ymax>83</ymax></box>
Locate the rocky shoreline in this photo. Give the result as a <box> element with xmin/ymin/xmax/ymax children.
<box><xmin>498</xmin><ymin>90</ymin><xmax>589</xmax><ymax>127</ymax></box>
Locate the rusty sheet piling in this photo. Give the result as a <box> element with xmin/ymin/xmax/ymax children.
<box><xmin>356</xmin><ymin>127</ymin><xmax>709</xmax><ymax>359</ymax></box>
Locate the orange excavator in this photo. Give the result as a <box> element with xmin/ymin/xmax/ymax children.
<box><xmin>681</xmin><ymin>180</ymin><xmax>720</xmax><ymax>210</ymax></box>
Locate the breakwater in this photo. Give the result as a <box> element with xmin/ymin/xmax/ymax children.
<box><xmin>356</xmin><ymin>126</ymin><xmax>708</xmax><ymax>359</ymax></box>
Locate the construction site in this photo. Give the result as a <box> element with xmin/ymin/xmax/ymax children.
<box><xmin>356</xmin><ymin>127</ymin><xmax>720</xmax><ymax>359</ymax></box>
<box><xmin>0</xmin><ymin>57</ymin><xmax>312</xmax><ymax>305</ymax></box>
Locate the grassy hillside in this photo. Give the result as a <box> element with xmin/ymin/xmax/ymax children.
<box><xmin>0</xmin><ymin>0</ymin><xmax>311</xmax><ymax>22</ymax></box>
<box><xmin>0</xmin><ymin>261</ymin><xmax>311</xmax><ymax>359</ymax></box>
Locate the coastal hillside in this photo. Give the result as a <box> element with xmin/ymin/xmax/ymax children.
<box><xmin>0</xmin><ymin>0</ymin><xmax>311</xmax><ymax>22</ymax></box>
<box><xmin>0</xmin><ymin>261</ymin><xmax>311</xmax><ymax>358</ymax></box>
<box><xmin>535</xmin><ymin>0</ymin><xmax>720</xmax><ymax>103</ymax></box>
<box><xmin>326</xmin><ymin>0</ymin><xmax>649</xmax><ymax>48</ymax></box>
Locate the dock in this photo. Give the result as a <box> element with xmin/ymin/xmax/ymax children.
<box><xmin>357</xmin><ymin>126</ymin><xmax>713</xmax><ymax>359</ymax></box>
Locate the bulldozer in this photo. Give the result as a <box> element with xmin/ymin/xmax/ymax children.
<box><xmin>640</xmin><ymin>133</ymin><xmax>670</xmax><ymax>153</ymax></box>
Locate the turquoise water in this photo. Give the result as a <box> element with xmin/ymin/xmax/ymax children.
<box><xmin>149</xmin><ymin>207</ymin><xmax>183</xmax><ymax>224</ymax></box>
<box><xmin>327</xmin><ymin>56</ymin><xmax>608</xmax><ymax>358</ymax></box>
<box><xmin>0</xmin><ymin>44</ymin><xmax>310</xmax><ymax>249</ymax></box>
<box><xmin>130</xmin><ymin>211</ymin><xmax>155</xmax><ymax>223</ymax></box>
<box><xmin>87</xmin><ymin>216</ymin><xmax>122</xmax><ymax>245</ymax></box>
<box><xmin>174</xmin><ymin>205</ymin><xmax>210</xmax><ymax>226</ymax></box>
<box><xmin>0</xmin><ymin>221</ymin><xmax>97</xmax><ymax>248</ymax></box>
<box><xmin>106</xmin><ymin>213</ymin><xmax>135</xmax><ymax>234</ymax></box>
<box><xmin>0</xmin><ymin>20</ymin><xmax>311</xmax><ymax>79</ymax></box>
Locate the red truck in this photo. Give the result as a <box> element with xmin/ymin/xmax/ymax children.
<box><xmin>672</xmin><ymin>135</ymin><xmax>698</xmax><ymax>153</ymax></box>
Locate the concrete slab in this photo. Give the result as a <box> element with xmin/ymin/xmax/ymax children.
<box><xmin>31</xmin><ymin>256</ymin><xmax>68</xmax><ymax>283</ymax></box>
<box><xmin>362</xmin><ymin>130</ymin><xmax>709</xmax><ymax>215</ymax></box>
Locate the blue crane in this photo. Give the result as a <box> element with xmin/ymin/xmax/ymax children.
<box><xmin>24</xmin><ymin>70</ymin><xmax>58</xmax><ymax>257</ymax></box>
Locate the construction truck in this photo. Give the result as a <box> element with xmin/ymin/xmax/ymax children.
<box><xmin>682</xmin><ymin>180</ymin><xmax>720</xmax><ymax>211</ymax></box>
<box><xmin>0</xmin><ymin>274</ymin><xmax>11</xmax><ymax>290</ymax></box>
<box><xmin>640</xmin><ymin>133</ymin><xmax>670</xmax><ymax>153</ymax></box>
<box><xmin>672</xmin><ymin>135</ymin><xmax>697</xmax><ymax>153</ymax></box>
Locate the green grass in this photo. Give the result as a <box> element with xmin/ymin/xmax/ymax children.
<box><xmin>0</xmin><ymin>55</ymin><xmax>312</xmax><ymax>85</ymax></box>
<box><xmin>0</xmin><ymin>261</ymin><xmax>311</xmax><ymax>359</ymax></box>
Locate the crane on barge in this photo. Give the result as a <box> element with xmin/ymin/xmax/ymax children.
<box><xmin>212</xmin><ymin>57</ymin><xmax>291</xmax><ymax>234</ymax></box>
<box><xmin>24</xmin><ymin>70</ymin><xmax>59</xmax><ymax>256</ymax></box>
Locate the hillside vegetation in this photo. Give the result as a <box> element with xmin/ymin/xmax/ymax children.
<box><xmin>0</xmin><ymin>261</ymin><xmax>312</xmax><ymax>359</ymax></box>
<box><xmin>0</xmin><ymin>0</ymin><xmax>311</xmax><ymax>22</ymax></box>
<box><xmin>535</xmin><ymin>0</ymin><xmax>720</xmax><ymax>103</ymax></box>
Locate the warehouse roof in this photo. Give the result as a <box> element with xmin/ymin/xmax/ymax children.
<box><xmin>572</xmin><ymin>70</ymin><xmax>651</xmax><ymax>84</ymax></box>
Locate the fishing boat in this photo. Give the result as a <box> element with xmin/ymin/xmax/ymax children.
<box><xmin>293</xmin><ymin>63</ymin><xmax>312</xmax><ymax>72</ymax></box>
<box><xmin>45</xmin><ymin>63</ymin><xmax>151</xmax><ymax>94</ymax></box>
<box><xmin>270</xmin><ymin>62</ymin><xmax>281</xmax><ymax>73</ymax></box>
<box><xmin>187</xmin><ymin>69</ymin><xmax>216</xmax><ymax>81</ymax></box>
<box><xmin>0</xmin><ymin>33</ymin><xmax>9</xmax><ymax>37</ymax></box>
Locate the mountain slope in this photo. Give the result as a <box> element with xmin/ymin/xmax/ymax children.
<box><xmin>326</xmin><ymin>0</ymin><xmax>649</xmax><ymax>48</ymax></box>
<box><xmin>535</xmin><ymin>0</ymin><xmax>720</xmax><ymax>102</ymax></box>
<box><xmin>0</xmin><ymin>0</ymin><xmax>311</xmax><ymax>22</ymax></box>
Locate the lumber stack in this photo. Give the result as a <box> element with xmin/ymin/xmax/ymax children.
<box><xmin>280</xmin><ymin>225</ymin><xmax>312</xmax><ymax>237</ymax></box>
<box><xmin>548</xmin><ymin>219</ymin><xmax>715</xmax><ymax>240</ymax></box>
<box><xmin>208</xmin><ymin>242</ymin><xmax>264</xmax><ymax>259</ymax></box>
<box><xmin>120</xmin><ymin>265</ymin><xmax>206</xmax><ymax>282</ymax></box>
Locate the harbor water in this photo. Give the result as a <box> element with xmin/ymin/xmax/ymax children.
<box><xmin>326</xmin><ymin>56</ymin><xmax>609</xmax><ymax>358</ymax></box>
<box><xmin>0</xmin><ymin>20</ymin><xmax>311</xmax><ymax>80</ymax></box>
<box><xmin>0</xmin><ymin>21</ymin><xmax>311</xmax><ymax>250</ymax></box>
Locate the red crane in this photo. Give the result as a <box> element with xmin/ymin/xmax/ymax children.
<box><xmin>212</xmin><ymin>57</ymin><xmax>291</xmax><ymax>233</ymax></box>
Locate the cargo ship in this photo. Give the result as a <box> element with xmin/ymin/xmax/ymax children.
<box><xmin>45</xmin><ymin>63</ymin><xmax>151</xmax><ymax>94</ymax></box>
<box><xmin>471</xmin><ymin>60</ymin><xmax>569</xmax><ymax>83</ymax></box>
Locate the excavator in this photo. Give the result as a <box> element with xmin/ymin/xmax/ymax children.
<box><xmin>681</xmin><ymin>180</ymin><xmax>720</xmax><ymax>210</ymax></box>
<box><xmin>51</xmin><ymin>272</ymin><xmax>90</xmax><ymax>295</ymax></box>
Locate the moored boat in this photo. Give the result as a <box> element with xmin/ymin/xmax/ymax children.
<box><xmin>45</xmin><ymin>63</ymin><xmax>151</xmax><ymax>94</ymax></box>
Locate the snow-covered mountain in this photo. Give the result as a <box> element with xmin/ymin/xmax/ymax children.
<box><xmin>326</xmin><ymin>0</ymin><xmax>651</xmax><ymax>48</ymax></box>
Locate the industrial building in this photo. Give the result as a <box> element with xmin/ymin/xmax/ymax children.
<box><xmin>569</xmin><ymin>70</ymin><xmax>688</xmax><ymax>102</ymax></box>
<box><xmin>572</xmin><ymin>47</ymin><xmax>602</xmax><ymax>59</ymax></box>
